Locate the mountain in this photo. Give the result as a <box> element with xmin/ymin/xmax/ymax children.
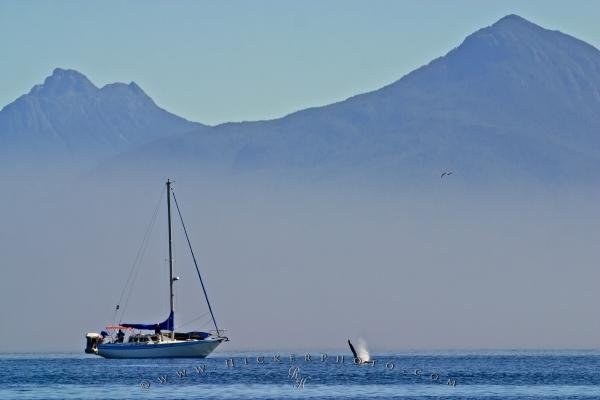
<box><xmin>4</xmin><ymin>15</ymin><xmax>600</xmax><ymax>185</ymax></box>
<box><xmin>0</xmin><ymin>68</ymin><xmax>202</xmax><ymax>169</ymax></box>
<box><xmin>111</xmin><ymin>14</ymin><xmax>600</xmax><ymax>184</ymax></box>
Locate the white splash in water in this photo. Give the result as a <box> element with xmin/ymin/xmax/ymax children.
<box><xmin>356</xmin><ymin>338</ymin><xmax>370</xmax><ymax>362</ymax></box>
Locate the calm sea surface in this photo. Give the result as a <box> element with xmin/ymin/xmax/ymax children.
<box><xmin>2</xmin><ymin>350</ymin><xmax>600</xmax><ymax>399</ymax></box>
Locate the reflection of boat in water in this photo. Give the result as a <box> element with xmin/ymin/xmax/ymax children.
<box><xmin>85</xmin><ymin>179</ymin><xmax>228</xmax><ymax>358</ymax></box>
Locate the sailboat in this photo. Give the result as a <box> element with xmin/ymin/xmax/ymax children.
<box><xmin>84</xmin><ymin>179</ymin><xmax>228</xmax><ymax>358</ymax></box>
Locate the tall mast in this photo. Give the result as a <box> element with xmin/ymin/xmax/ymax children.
<box><xmin>166</xmin><ymin>179</ymin><xmax>175</xmax><ymax>339</ymax></box>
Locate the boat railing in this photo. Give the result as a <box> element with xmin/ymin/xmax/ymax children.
<box><xmin>209</xmin><ymin>329</ymin><xmax>229</xmax><ymax>341</ymax></box>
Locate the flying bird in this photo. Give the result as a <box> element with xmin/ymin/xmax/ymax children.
<box><xmin>440</xmin><ymin>171</ymin><xmax>454</xmax><ymax>179</ymax></box>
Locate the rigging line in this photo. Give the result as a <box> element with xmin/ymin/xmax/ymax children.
<box><xmin>171</xmin><ymin>190</ymin><xmax>221</xmax><ymax>335</ymax></box>
<box><xmin>114</xmin><ymin>186</ymin><xmax>165</xmax><ymax>323</ymax></box>
<box><xmin>176</xmin><ymin>312</ymin><xmax>210</xmax><ymax>330</ymax></box>
<box><xmin>120</xmin><ymin>194</ymin><xmax>163</xmax><ymax>321</ymax></box>
<box><xmin>116</xmin><ymin>189</ymin><xmax>163</xmax><ymax>324</ymax></box>
<box><xmin>118</xmin><ymin>187</ymin><xmax>164</xmax><ymax>304</ymax></box>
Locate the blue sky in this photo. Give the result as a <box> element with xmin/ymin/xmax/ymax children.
<box><xmin>1</xmin><ymin>0</ymin><xmax>599</xmax><ymax>125</ymax></box>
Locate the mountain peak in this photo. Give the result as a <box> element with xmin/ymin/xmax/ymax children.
<box><xmin>127</xmin><ymin>81</ymin><xmax>145</xmax><ymax>95</ymax></box>
<box><xmin>0</xmin><ymin>68</ymin><xmax>201</xmax><ymax>166</ymax></box>
<box><xmin>486</xmin><ymin>14</ymin><xmax>546</xmax><ymax>34</ymax></box>
<box><xmin>438</xmin><ymin>13</ymin><xmax>582</xmax><ymax>74</ymax></box>
<box><xmin>51</xmin><ymin>67</ymin><xmax>86</xmax><ymax>78</ymax></box>
<box><xmin>494</xmin><ymin>14</ymin><xmax>532</xmax><ymax>25</ymax></box>
<box><xmin>30</xmin><ymin>68</ymin><xmax>97</xmax><ymax>97</ymax></box>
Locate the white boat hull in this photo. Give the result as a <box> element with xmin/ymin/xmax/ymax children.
<box><xmin>96</xmin><ymin>339</ymin><xmax>223</xmax><ymax>359</ymax></box>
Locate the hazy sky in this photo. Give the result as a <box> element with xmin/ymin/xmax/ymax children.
<box><xmin>2</xmin><ymin>175</ymin><xmax>600</xmax><ymax>353</ymax></box>
<box><xmin>1</xmin><ymin>0</ymin><xmax>600</xmax><ymax>125</ymax></box>
<box><xmin>2</xmin><ymin>1</ymin><xmax>600</xmax><ymax>354</ymax></box>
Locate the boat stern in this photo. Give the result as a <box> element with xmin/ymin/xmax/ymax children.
<box><xmin>84</xmin><ymin>333</ymin><xmax>102</xmax><ymax>354</ymax></box>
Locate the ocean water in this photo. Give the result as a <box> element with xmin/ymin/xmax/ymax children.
<box><xmin>2</xmin><ymin>350</ymin><xmax>600</xmax><ymax>399</ymax></box>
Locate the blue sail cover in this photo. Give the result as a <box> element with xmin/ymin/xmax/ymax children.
<box><xmin>121</xmin><ymin>311</ymin><xmax>174</xmax><ymax>331</ymax></box>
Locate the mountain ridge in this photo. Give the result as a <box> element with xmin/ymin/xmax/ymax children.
<box><xmin>112</xmin><ymin>14</ymin><xmax>600</xmax><ymax>184</ymax></box>
<box><xmin>0</xmin><ymin>68</ymin><xmax>204</xmax><ymax>169</ymax></box>
<box><xmin>4</xmin><ymin>15</ymin><xmax>600</xmax><ymax>185</ymax></box>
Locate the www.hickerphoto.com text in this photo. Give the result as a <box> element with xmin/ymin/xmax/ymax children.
<box><xmin>139</xmin><ymin>353</ymin><xmax>458</xmax><ymax>391</ymax></box>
